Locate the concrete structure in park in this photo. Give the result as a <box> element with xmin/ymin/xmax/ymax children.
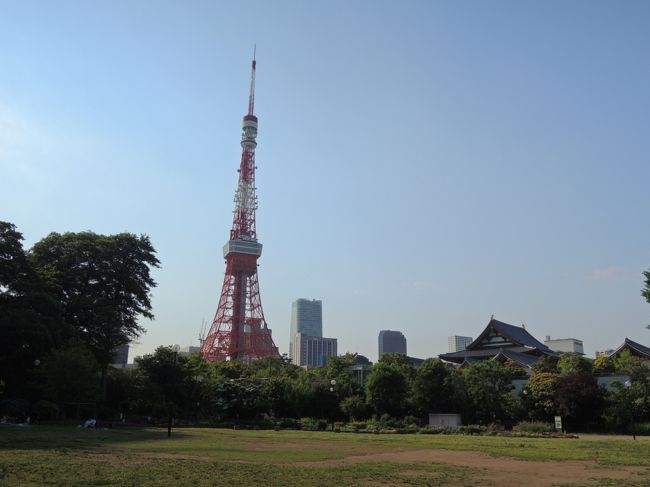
<box><xmin>378</xmin><ymin>330</ymin><xmax>407</xmax><ymax>357</ymax></box>
<box><xmin>448</xmin><ymin>336</ymin><xmax>473</xmax><ymax>353</ymax></box>
<box><xmin>544</xmin><ymin>336</ymin><xmax>584</xmax><ymax>355</ymax></box>
<box><xmin>292</xmin><ymin>332</ymin><xmax>337</xmax><ymax>369</ymax></box>
<box><xmin>289</xmin><ymin>299</ymin><xmax>323</xmax><ymax>359</ymax></box>
<box><xmin>428</xmin><ymin>413</ymin><xmax>462</xmax><ymax>429</ymax></box>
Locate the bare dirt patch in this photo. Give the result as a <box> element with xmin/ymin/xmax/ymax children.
<box><xmin>294</xmin><ymin>448</ymin><xmax>649</xmax><ymax>486</ymax></box>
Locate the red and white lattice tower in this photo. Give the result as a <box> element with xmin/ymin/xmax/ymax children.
<box><xmin>200</xmin><ymin>53</ymin><xmax>279</xmax><ymax>362</ymax></box>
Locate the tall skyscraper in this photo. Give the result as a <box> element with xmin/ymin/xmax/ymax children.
<box><xmin>293</xmin><ymin>332</ymin><xmax>337</xmax><ymax>368</ymax></box>
<box><xmin>448</xmin><ymin>335</ymin><xmax>473</xmax><ymax>353</ymax></box>
<box><xmin>289</xmin><ymin>299</ymin><xmax>322</xmax><ymax>358</ymax></box>
<box><xmin>378</xmin><ymin>330</ymin><xmax>407</xmax><ymax>357</ymax></box>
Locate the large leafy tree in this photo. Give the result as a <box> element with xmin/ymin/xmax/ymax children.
<box><xmin>555</xmin><ymin>371</ymin><xmax>605</xmax><ymax>426</ymax></box>
<box><xmin>462</xmin><ymin>361</ymin><xmax>514</xmax><ymax>424</ymax></box>
<box><xmin>0</xmin><ymin>222</ymin><xmax>62</xmax><ymax>396</ymax></box>
<box><xmin>411</xmin><ymin>358</ymin><xmax>453</xmax><ymax>415</ymax></box>
<box><xmin>524</xmin><ymin>371</ymin><xmax>558</xmax><ymax>420</ymax></box>
<box><xmin>366</xmin><ymin>362</ymin><xmax>409</xmax><ymax>417</ymax></box>
<box><xmin>29</xmin><ymin>231</ymin><xmax>160</xmax><ymax>398</ymax></box>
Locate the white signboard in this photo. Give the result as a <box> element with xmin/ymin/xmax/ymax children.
<box><xmin>554</xmin><ymin>416</ymin><xmax>562</xmax><ymax>432</ymax></box>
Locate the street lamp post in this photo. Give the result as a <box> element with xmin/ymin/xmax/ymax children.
<box><xmin>329</xmin><ymin>379</ymin><xmax>337</xmax><ymax>431</ymax></box>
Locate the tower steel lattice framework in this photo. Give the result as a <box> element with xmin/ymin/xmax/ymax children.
<box><xmin>200</xmin><ymin>53</ymin><xmax>279</xmax><ymax>362</ymax></box>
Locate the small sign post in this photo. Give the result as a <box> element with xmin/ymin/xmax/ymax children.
<box><xmin>554</xmin><ymin>416</ymin><xmax>562</xmax><ymax>433</ymax></box>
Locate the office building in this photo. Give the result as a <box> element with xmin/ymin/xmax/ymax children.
<box><xmin>544</xmin><ymin>336</ymin><xmax>584</xmax><ymax>355</ymax></box>
<box><xmin>448</xmin><ymin>335</ymin><xmax>473</xmax><ymax>353</ymax></box>
<box><xmin>289</xmin><ymin>299</ymin><xmax>322</xmax><ymax>359</ymax></box>
<box><xmin>378</xmin><ymin>330</ymin><xmax>407</xmax><ymax>357</ymax></box>
<box><xmin>292</xmin><ymin>332</ymin><xmax>337</xmax><ymax>368</ymax></box>
<box><xmin>111</xmin><ymin>344</ymin><xmax>129</xmax><ymax>368</ymax></box>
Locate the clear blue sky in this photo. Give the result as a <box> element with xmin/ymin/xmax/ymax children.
<box><xmin>1</xmin><ymin>1</ymin><xmax>649</xmax><ymax>362</ymax></box>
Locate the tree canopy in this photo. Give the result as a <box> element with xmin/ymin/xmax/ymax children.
<box><xmin>29</xmin><ymin>231</ymin><xmax>160</xmax><ymax>396</ymax></box>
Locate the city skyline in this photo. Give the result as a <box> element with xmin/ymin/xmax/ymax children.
<box><xmin>1</xmin><ymin>1</ymin><xmax>649</xmax><ymax>363</ymax></box>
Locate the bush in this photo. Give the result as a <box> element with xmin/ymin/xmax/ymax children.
<box><xmin>299</xmin><ymin>417</ymin><xmax>328</xmax><ymax>431</ymax></box>
<box><xmin>378</xmin><ymin>413</ymin><xmax>398</xmax><ymax>428</ymax></box>
<box><xmin>349</xmin><ymin>421</ymin><xmax>367</xmax><ymax>432</ymax></box>
<box><xmin>515</xmin><ymin>421</ymin><xmax>554</xmax><ymax>434</ymax></box>
<box><xmin>418</xmin><ymin>425</ymin><xmax>455</xmax><ymax>435</ymax></box>
<box><xmin>631</xmin><ymin>423</ymin><xmax>650</xmax><ymax>436</ymax></box>
<box><xmin>458</xmin><ymin>424</ymin><xmax>487</xmax><ymax>435</ymax></box>
<box><xmin>274</xmin><ymin>418</ymin><xmax>300</xmax><ymax>430</ymax></box>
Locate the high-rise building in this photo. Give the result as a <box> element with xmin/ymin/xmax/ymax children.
<box><xmin>111</xmin><ymin>344</ymin><xmax>129</xmax><ymax>368</ymax></box>
<box><xmin>289</xmin><ymin>299</ymin><xmax>322</xmax><ymax>358</ymax></box>
<box><xmin>448</xmin><ymin>335</ymin><xmax>473</xmax><ymax>353</ymax></box>
<box><xmin>378</xmin><ymin>330</ymin><xmax>406</xmax><ymax>357</ymax></box>
<box><xmin>292</xmin><ymin>332</ymin><xmax>337</xmax><ymax>368</ymax></box>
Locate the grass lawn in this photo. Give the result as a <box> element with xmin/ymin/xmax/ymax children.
<box><xmin>1</xmin><ymin>426</ymin><xmax>649</xmax><ymax>486</ymax></box>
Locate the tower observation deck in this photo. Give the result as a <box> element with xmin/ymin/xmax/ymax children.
<box><xmin>200</xmin><ymin>53</ymin><xmax>279</xmax><ymax>362</ymax></box>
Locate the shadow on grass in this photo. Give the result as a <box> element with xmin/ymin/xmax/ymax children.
<box><xmin>0</xmin><ymin>424</ymin><xmax>193</xmax><ymax>451</ymax></box>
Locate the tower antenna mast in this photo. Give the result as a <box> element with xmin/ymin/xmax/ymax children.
<box><xmin>200</xmin><ymin>51</ymin><xmax>279</xmax><ymax>362</ymax></box>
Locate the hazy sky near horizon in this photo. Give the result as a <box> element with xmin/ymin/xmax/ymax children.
<box><xmin>1</xmin><ymin>1</ymin><xmax>649</xmax><ymax>362</ymax></box>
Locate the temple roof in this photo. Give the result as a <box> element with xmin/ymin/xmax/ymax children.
<box><xmin>439</xmin><ymin>318</ymin><xmax>557</xmax><ymax>365</ymax></box>
<box><xmin>610</xmin><ymin>337</ymin><xmax>650</xmax><ymax>359</ymax></box>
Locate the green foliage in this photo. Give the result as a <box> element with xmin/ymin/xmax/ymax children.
<box><xmin>34</xmin><ymin>342</ymin><xmax>100</xmax><ymax>406</ymax></box>
<box><xmin>462</xmin><ymin>361</ymin><xmax>513</xmax><ymax>424</ymax></box>
<box><xmin>366</xmin><ymin>362</ymin><xmax>409</xmax><ymax>417</ymax></box>
<box><xmin>594</xmin><ymin>355</ymin><xmax>616</xmax><ymax>375</ymax></box>
<box><xmin>555</xmin><ymin>371</ymin><xmax>605</xmax><ymax>424</ymax></box>
<box><xmin>377</xmin><ymin>353</ymin><xmax>415</xmax><ymax>381</ymax></box>
<box><xmin>557</xmin><ymin>354</ymin><xmax>594</xmax><ymax>374</ymax></box>
<box><xmin>614</xmin><ymin>350</ymin><xmax>650</xmax><ymax>381</ymax></box>
<box><xmin>0</xmin><ymin>222</ymin><xmax>63</xmax><ymax>397</ymax></box>
<box><xmin>515</xmin><ymin>421</ymin><xmax>554</xmax><ymax>433</ymax></box>
<box><xmin>29</xmin><ymin>231</ymin><xmax>160</xmax><ymax>398</ymax></box>
<box><xmin>531</xmin><ymin>355</ymin><xmax>558</xmax><ymax>374</ymax></box>
<box><xmin>411</xmin><ymin>358</ymin><xmax>453</xmax><ymax>415</ymax></box>
<box><xmin>339</xmin><ymin>394</ymin><xmax>369</xmax><ymax>421</ymax></box>
<box><xmin>604</xmin><ymin>380</ymin><xmax>648</xmax><ymax>431</ymax></box>
<box><xmin>524</xmin><ymin>371</ymin><xmax>558</xmax><ymax>420</ymax></box>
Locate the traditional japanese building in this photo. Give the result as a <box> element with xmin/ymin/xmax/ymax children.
<box><xmin>607</xmin><ymin>338</ymin><xmax>650</xmax><ymax>367</ymax></box>
<box><xmin>439</xmin><ymin>317</ymin><xmax>558</xmax><ymax>374</ymax></box>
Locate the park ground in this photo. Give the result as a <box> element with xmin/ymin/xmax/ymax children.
<box><xmin>1</xmin><ymin>426</ymin><xmax>650</xmax><ymax>486</ymax></box>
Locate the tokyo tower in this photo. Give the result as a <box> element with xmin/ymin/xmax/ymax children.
<box><xmin>200</xmin><ymin>53</ymin><xmax>279</xmax><ymax>362</ymax></box>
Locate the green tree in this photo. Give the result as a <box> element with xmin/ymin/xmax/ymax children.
<box><xmin>524</xmin><ymin>371</ymin><xmax>558</xmax><ymax>420</ymax></box>
<box><xmin>615</xmin><ymin>350</ymin><xmax>650</xmax><ymax>382</ymax></box>
<box><xmin>366</xmin><ymin>362</ymin><xmax>409</xmax><ymax>417</ymax></box>
<box><xmin>411</xmin><ymin>358</ymin><xmax>453</xmax><ymax>415</ymax></box>
<box><xmin>557</xmin><ymin>354</ymin><xmax>594</xmax><ymax>374</ymax></box>
<box><xmin>593</xmin><ymin>355</ymin><xmax>616</xmax><ymax>375</ymax></box>
<box><xmin>35</xmin><ymin>342</ymin><xmax>100</xmax><ymax>414</ymax></box>
<box><xmin>135</xmin><ymin>346</ymin><xmax>191</xmax><ymax>426</ymax></box>
<box><xmin>0</xmin><ymin>222</ymin><xmax>62</xmax><ymax>396</ymax></box>
<box><xmin>555</xmin><ymin>371</ymin><xmax>605</xmax><ymax>426</ymax></box>
<box><xmin>30</xmin><ymin>231</ymin><xmax>160</xmax><ymax>399</ymax></box>
<box><xmin>339</xmin><ymin>395</ymin><xmax>369</xmax><ymax>421</ymax></box>
<box><xmin>462</xmin><ymin>361</ymin><xmax>514</xmax><ymax>424</ymax></box>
